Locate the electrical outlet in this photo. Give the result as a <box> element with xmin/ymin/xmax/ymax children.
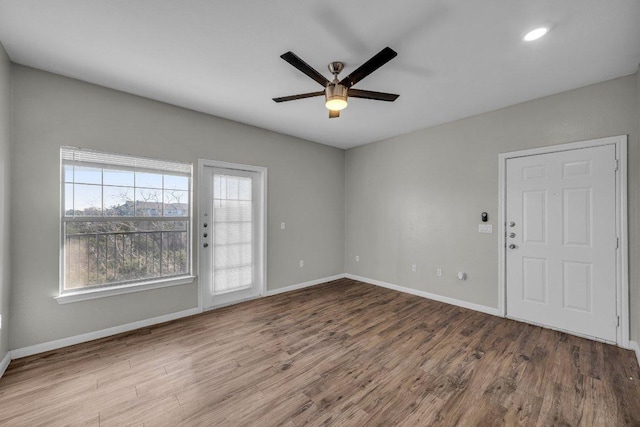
<box><xmin>412</xmin><ymin>264</ymin><xmax>417</xmax><ymax>272</ymax></box>
<box><xmin>436</xmin><ymin>268</ymin><xmax>442</xmax><ymax>277</ymax></box>
<box><xmin>299</xmin><ymin>260</ymin><xmax>304</xmax><ymax>268</ymax></box>
<box><xmin>355</xmin><ymin>255</ymin><xmax>359</xmax><ymax>262</ymax></box>
<box><xmin>281</xmin><ymin>222</ymin><xmax>286</xmax><ymax>230</ymax></box>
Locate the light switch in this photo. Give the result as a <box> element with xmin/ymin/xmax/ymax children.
<box><xmin>478</xmin><ymin>224</ymin><xmax>493</xmax><ymax>234</ymax></box>
<box><xmin>281</xmin><ymin>222</ymin><xmax>286</xmax><ymax>230</ymax></box>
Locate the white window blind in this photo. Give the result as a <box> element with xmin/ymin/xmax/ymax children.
<box><xmin>213</xmin><ymin>174</ymin><xmax>253</xmax><ymax>294</ymax></box>
<box><xmin>61</xmin><ymin>147</ymin><xmax>191</xmax><ymax>175</ymax></box>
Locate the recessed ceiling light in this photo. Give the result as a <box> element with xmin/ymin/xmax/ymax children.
<box><xmin>523</xmin><ymin>27</ymin><xmax>549</xmax><ymax>42</ymax></box>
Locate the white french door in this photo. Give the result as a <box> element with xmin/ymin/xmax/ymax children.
<box><xmin>505</xmin><ymin>144</ymin><xmax>618</xmax><ymax>342</ymax></box>
<box><xmin>199</xmin><ymin>161</ymin><xmax>266</xmax><ymax>309</ymax></box>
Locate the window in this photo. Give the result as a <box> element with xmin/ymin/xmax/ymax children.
<box><xmin>60</xmin><ymin>147</ymin><xmax>192</xmax><ymax>298</ymax></box>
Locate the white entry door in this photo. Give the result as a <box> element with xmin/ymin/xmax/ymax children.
<box><xmin>200</xmin><ymin>163</ymin><xmax>265</xmax><ymax>309</ymax></box>
<box><xmin>506</xmin><ymin>144</ymin><xmax>618</xmax><ymax>342</ymax></box>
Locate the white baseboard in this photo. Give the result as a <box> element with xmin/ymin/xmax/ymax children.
<box><xmin>345</xmin><ymin>273</ymin><xmax>501</xmax><ymax>317</ymax></box>
<box><xmin>266</xmin><ymin>274</ymin><xmax>346</xmax><ymax>296</ymax></box>
<box><xmin>10</xmin><ymin>275</ymin><xmax>344</xmax><ymax>360</ymax></box>
<box><xmin>6</xmin><ymin>273</ymin><xmax>632</xmax><ymax>366</ymax></box>
<box><xmin>10</xmin><ymin>307</ymin><xmax>201</xmax><ymax>360</ymax></box>
<box><xmin>630</xmin><ymin>341</ymin><xmax>640</xmax><ymax>368</ymax></box>
<box><xmin>10</xmin><ymin>275</ymin><xmax>345</xmax><ymax>361</ymax></box>
<box><xmin>6</xmin><ymin>273</ymin><xmax>502</xmax><ymax>361</ymax></box>
<box><xmin>0</xmin><ymin>351</ymin><xmax>10</xmax><ymax>379</ymax></box>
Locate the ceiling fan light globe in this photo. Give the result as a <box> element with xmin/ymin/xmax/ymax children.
<box><xmin>326</xmin><ymin>97</ymin><xmax>348</xmax><ymax>111</ymax></box>
<box><xmin>523</xmin><ymin>26</ymin><xmax>549</xmax><ymax>41</ymax></box>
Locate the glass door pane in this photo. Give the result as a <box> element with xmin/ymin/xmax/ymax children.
<box><xmin>212</xmin><ymin>174</ymin><xmax>253</xmax><ymax>294</ymax></box>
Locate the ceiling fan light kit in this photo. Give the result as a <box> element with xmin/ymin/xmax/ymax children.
<box><xmin>273</xmin><ymin>47</ymin><xmax>400</xmax><ymax>118</ymax></box>
<box><xmin>523</xmin><ymin>24</ymin><xmax>552</xmax><ymax>42</ymax></box>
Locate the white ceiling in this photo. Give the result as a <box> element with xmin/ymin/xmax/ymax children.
<box><xmin>0</xmin><ymin>1</ymin><xmax>639</xmax><ymax>149</ymax></box>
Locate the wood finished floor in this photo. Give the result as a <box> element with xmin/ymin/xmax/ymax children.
<box><xmin>1</xmin><ymin>279</ymin><xmax>639</xmax><ymax>426</ymax></box>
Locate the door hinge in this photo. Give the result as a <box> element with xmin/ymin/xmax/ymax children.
<box><xmin>616</xmin><ymin>315</ymin><xmax>620</xmax><ymax>327</ymax></box>
<box><xmin>614</xmin><ymin>159</ymin><xmax>619</xmax><ymax>171</ymax></box>
<box><xmin>615</xmin><ymin>237</ymin><xmax>619</xmax><ymax>249</ymax></box>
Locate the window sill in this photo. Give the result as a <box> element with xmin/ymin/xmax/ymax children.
<box><xmin>55</xmin><ymin>276</ymin><xmax>196</xmax><ymax>304</ymax></box>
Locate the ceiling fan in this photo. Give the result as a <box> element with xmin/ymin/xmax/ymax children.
<box><xmin>273</xmin><ymin>47</ymin><xmax>399</xmax><ymax>118</ymax></box>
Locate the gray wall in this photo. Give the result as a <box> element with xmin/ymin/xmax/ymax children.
<box><xmin>7</xmin><ymin>62</ymin><xmax>639</xmax><ymax>351</ymax></box>
<box><xmin>0</xmin><ymin>44</ymin><xmax>11</xmax><ymax>358</ymax></box>
<box><xmin>10</xmin><ymin>65</ymin><xmax>345</xmax><ymax>350</ymax></box>
<box><xmin>635</xmin><ymin>67</ymin><xmax>640</xmax><ymax>343</ymax></box>
<box><xmin>345</xmin><ymin>74</ymin><xmax>639</xmax><ymax>339</ymax></box>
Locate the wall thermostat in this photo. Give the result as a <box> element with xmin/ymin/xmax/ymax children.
<box><xmin>481</xmin><ymin>212</ymin><xmax>488</xmax><ymax>222</ymax></box>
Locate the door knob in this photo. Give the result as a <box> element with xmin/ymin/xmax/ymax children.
<box><xmin>508</xmin><ymin>221</ymin><xmax>516</xmax><ymax>227</ymax></box>
<box><xmin>509</xmin><ymin>244</ymin><xmax>516</xmax><ymax>249</ymax></box>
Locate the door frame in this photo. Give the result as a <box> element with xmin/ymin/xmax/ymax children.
<box><xmin>197</xmin><ymin>159</ymin><xmax>267</xmax><ymax>311</ymax></box>
<box><xmin>498</xmin><ymin>135</ymin><xmax>628</xmax><ymax>347</ymax></box>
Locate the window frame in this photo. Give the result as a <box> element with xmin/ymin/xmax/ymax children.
<box><xmin>56</xmin><ymin>147</ymin><xmax>195</xmax><ymax>304</ymax></box>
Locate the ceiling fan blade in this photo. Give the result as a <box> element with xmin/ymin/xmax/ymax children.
<box><xmin>273</xmin><ymin>91</ymin><xmax>325</xmax><ymax>103</ymax></box>
<box><xmin>329</xmin><ymin>110</ymin><xmax>340</xmax><ymax>119</ymax></box>
<box><xmin>340</xmin><ymin>47</ymin><xmax>397</xmax><ymax>88</ymax></box>
<box><xmin>280</xmin><ymin>51</ymin><xmax>330</xmax><ymax>87</ymax></box>
<box><xmin>348</xmin><ymin>89</ymin><xmax>399</xmax><ymax>102</ymax></box>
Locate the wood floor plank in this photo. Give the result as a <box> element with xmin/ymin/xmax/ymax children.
<box><xmin>1</xmin><ymin>278</ymin><xmax>638</xmax><ymax>426</ymax></box>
